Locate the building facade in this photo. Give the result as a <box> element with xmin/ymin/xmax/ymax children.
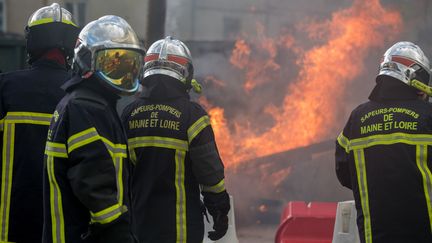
<box><xmin>166</xmin><ymin>0</ymin><xmax>354</xmax><ymax>41</ymax></box>
<box><xmin>0</xmin><ymin>0</ymin><xmax>149</xmax><ymax>39</ymax></box>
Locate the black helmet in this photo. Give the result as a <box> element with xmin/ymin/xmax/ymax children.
<box><xmin>25</xmin><ymin>3</ymin><xmax>80</xmax><ymax>64</ymax></box>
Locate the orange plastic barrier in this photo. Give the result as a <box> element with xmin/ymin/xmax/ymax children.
<box><xmin>275</xmin><ymin>201</ymin><xmax>337</xmax><ymax>243</ymax></box>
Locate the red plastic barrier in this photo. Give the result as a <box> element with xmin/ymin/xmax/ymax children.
<box><xmin>275</xmin><ymin>201</ymin><xmax>337</xmax><ymax>243</ymax></box>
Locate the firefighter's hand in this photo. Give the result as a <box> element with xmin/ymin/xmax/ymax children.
<box><xmin>208</xmin><ymin>211</ymin><xmax>229</xmax><ymax>240</ymax></box>
<box><xmin>202</xmin><ymin>190</ymin><xmax>230</xmax><ymax>241</ymax></box>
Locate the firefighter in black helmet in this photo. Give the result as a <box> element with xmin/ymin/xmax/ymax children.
<box><xmin>0</xmin><ymin>3</ymin><xmax>79</xmax><ymax>243</ymax></box>
<box><xmin>122</xmin><ymin>36</ymin><xmax>231</xmax><ymax>243</ymax></box>
<box><xmin>42</xmin><ymin>15</ymin><xmax>145</xmax><ymax>243</ymax></box>
<box><xmin>336</xmin><ymin>41</ymin><xmax>432</xmax><ymax>243</ymax></box>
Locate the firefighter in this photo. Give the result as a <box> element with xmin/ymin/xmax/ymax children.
<box><xmin>0</xmin><ymin>3</ymin><xmax>79</xmax><ymax>243</ymax></box>
<box><xmin>42</xmin><ymin>15</ymin><xmax>144</xmax><ymax>243</ymax></box>
<box><xmin>122</xmin><ymin>36</ymin><xmax>230</xmax><ymax>243</ymax></box>
<box><xmin>336</xmin><ymin>41</ymin><xmax>432</xmax><ymax>243</ymax></box>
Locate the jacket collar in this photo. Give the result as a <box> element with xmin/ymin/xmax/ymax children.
<box><xmin>140</xmin><ymin>75</ymin><xmax>189</xmax><ymax>100</ymax></box>
<box><xmin>32</xmin><ymin>58</ymin><xmax>67</xmax><ymax>71</ymax></box>
<box><xmin>62</xmin><ymin>75</ymin><xmax>120</xmax><ymax>105</ymax></box>
<box><xmin>369</xmin><ymin>76</ymin><xmax>419</xmax><ymax>102</ymax></box>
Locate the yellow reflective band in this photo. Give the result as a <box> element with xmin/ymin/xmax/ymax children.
<box><xmin>416</xmin><ymin>145</ymin><xmax>432</xmax><ymax>232</ymax></box>
<box><xmin>45</xmin><ymin>142</ymin><xmax>68</xmax><ymax>158</ymax></box>
<box><xmin>337</xmin><ymin>132</ymin><xmax>350</xmax><ymax>153</ymax></box>
<box><xmin>46</xmin><ymin>155</ymin><xmax>65</xmax><ymax>243</ymax></box>
<box><xmin>0</xmin><ymin>123</ymin><xmax>14</xmax><ymax>242</ymax></box>
<box><xmin>349</xmin><ymin>133</ymin><xmax>432</xmax><ymax>151</ymax></box>
<box><xmin>28</xmin><ymin>17</ymin><xmax>78</xmax><ymax>27</ymax></box>
<box><xmin>68</xmin><ymin>127</ymin><xmax>126</xmax><ymax>207</ymax></box>
<box><xmin>67</xmin><ymin>128</ymin><xmax>127</xmax><ymax>157</ymax></box>
<box><xmin>354</xmin><ymin>149</ymin><xmax>372</xmax><ymax>243</ymax></box>
<box><xmin>175</xmin><ymin>150</ymin><xmax>187</xmax><ymax>242</ymax></box>
<box><xmin>114</xmin><ymin>157</ymin><xmax>124</xmax><ymax>205</ymax></box>
<box><xmin>188</xmin><ymin>115</ymin><xmax>210</xmax><ymax>143</ymax></box>
<box><xmin>100</xmin><ymin>137</ymin><xmax>127</xmax><ymax>158</ymax></box>
<box><xmin>67</xmin><ymin>128</ymin><xmax>101</xmax><ymax>153</ymax></box>
<box><xmin>128</xmin><ymin>136</ymin><xmax>188</xmax><ymax>151</ymax></box>
<box><xmin>0</xmin><ymin>112</ymin><xmax>53</xmax><ymax>241</ymax></box>
<box><xmin>202</xmin><ymin>179</ymin><xmax>226</xmax><ymax>193</ymax></box>
<box><xmin>28</xmin><ymin>17</ymin><xmax>54</xmax><ymax>27</ymax></box>
<box><xmin>90</xmin><ymin>204</ymin><xmax>127</xmax><ymax>225</ymax></box>
<box><xmin>4</xmin><ymin>112</ymin><xmax>52</xmax><ymax>125</ymax></box>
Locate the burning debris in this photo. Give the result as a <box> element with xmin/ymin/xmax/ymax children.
<box><xmin>190</xmin><ymin>0</ymin><xmax>405</xmax><ymax>225</ymax></box>
<box><xmin>199</xmin><ymin>0</ymin><xmax>402</xmax><ymax>168</ymax></box>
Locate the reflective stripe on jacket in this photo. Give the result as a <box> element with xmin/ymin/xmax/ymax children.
<box><xmin>42</xmin><ymin>80</ymin><xmax>133</xmax><ymax>243</ymax></box>
<box><xmin>0</xmin><ymin>60</ymin><xmax>69</xmax><ymax>243</ymax></box>
<box><xmin>336</xmin><ymin>97</ymin><xmax>432</xmax><ymax>243</ymax></box>
<box><xmin>122</xmin><ymin>79</ymin><xmax>225</xmax><ymax>243</ymax></box>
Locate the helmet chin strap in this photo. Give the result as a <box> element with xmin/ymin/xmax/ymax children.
<box><xmin>410</xmin><ymin>79</ymin><xmax>432</xmax><ymax>96</ymax></box>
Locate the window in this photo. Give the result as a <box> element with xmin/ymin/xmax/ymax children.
<box><xmin>0</xmin><ymin>0</ymin><xmax>6</xmax><ymax>32</ymax></box>
<box><xmin>65</xmin><ymin>1</ymin><xmax>87</xmax><ymax>27</ymax></box>
<box><xmin>223</xmin><ymin>17</ymin><xmax>240</xmax><ymax>39</ymax></box>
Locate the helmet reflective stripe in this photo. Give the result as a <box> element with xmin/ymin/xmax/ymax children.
<box><xmin>391</xmin><ymin>56</ymin><xmax>416</xmax><ymax>68</ymax></box>
<box><xmin>28</xmin><ymin>18</ymin><xmax>78</xmax><ymax>27</ymax></box>
<box><xmin>144</xmin><ymin>53</ymin><xmax>190</xmax><ymax>66</ymax></box>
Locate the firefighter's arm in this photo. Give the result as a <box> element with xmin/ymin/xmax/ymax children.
<box><xmin>67</xmin><ymin>143</ymin><xmax>133</xmax><ymax>243</ymax></box>
<box><xmin>188</xmin><ymin>105</ymin><xmax>225</xmax><ymax>188</ymax></box>
<box><xmin>335</xmin><ymin>136</ymin><xmax>351</xmax><ymax>189</ymax></box>
<box><xmin>188</xmin><ymin>111</ymin><xmax>230</xmax><ymax>241</ymax></box>
<box><xmin>335</xmin><ymin>111</ymin><xmax>353</xmax><ymax>189</ymax></box>
<box><xmin>66</xmin><ymin>104</ymin><xmax>134</xmax><ymax>243</ymax></box>
<box><xmin>189</xmin><ymin>139</ymin><xmax>230</xmax><ymax>241</ymax></box>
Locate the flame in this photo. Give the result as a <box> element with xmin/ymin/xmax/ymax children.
<box><xmin>204</xmin><ymin>0</ymin><xmax>402</xmax><ymax>168</ymax></box>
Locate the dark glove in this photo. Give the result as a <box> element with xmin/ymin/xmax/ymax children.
<box><xmin>81</xmin><ymin>212</ymin><xmax>136</xmax><ymax>243</ymax></box>
<box><xmin>202</xmin><ymin>191</ymin><xmax>230</xmax><ymax>241</ymax></box>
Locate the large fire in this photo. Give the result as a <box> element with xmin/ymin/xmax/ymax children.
<box><xmin>201</xmin><ymin>0</ymin><xmax>402</xmax><ymax>168</ymax></box>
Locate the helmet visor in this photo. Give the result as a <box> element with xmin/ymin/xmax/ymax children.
<box><xmin>95</xmin><ymin>49</ymin><xmax>143</xmax><ymax>92</ymax></box>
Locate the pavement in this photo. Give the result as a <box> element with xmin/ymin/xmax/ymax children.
<box><xmin>237</xmin><ymin>224</ymin><xmax>277</xmax><ymax>243</ymax></box>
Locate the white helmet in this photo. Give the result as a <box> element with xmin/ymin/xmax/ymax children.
<box><xmin>74</xmin><ymin>15</ymin><xmax>145</xmax><ymax>95</ymax></box>
<box><xmin>143</xmin><ymin>36</ymin><xmax>194</xmax><ymax>88</ymax></box>
<box><xmin>378</xmin><ymin>41</ymin><xmax>432</xmax><ymax>94</ymax></box>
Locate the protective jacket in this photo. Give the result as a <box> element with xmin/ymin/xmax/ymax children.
<box><xmin>122</xmin><ymin>76</ymin><xmax>227</xmax><ymax>243</ymax></box>
<box><xmin>336</xmin><ymin>77</ymin><xmax>432</xmax><ymax>243</ymax></box>
<box><xmin>42</xmin><ymin>76</ymin><xmax>134</xmax><ymax>243</ymax></box>
<box><xmin>0</xmin><ymin>59</ymin><xmax>69</xmax><ymax>243</ymax></box>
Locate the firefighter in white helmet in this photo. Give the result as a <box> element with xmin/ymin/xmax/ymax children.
<box><xmin>42</xmin><ymin>15</ymin><xmax>144</xmax><ymax>243</ymax></box>
<box><xmin>122</xmin><ymin>36</ymin><xmax>230</xmax><ymax>242</ymax></box>
<box><xmin>336</xmin><ymin>41</ymin><xmax>432</xmax><ymax>243</ymax></box>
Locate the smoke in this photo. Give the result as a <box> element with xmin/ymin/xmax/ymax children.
<box><xmin>188</xmin><ymin>0</ymin><xmax>402</xmax><ymax>167</ymax></box>
<box><xmin>164</xmin><ymin>0</ymin><xmax>432</xmax><ymax>226</ymax></box>
<box><xmin>187</xmin><ymin>0</ymin><xmax>404</xmax><ymax>225</ymax></box>
<box><xmin>165</xmin><ymin>0</ymin><xmax>185</xmax><ymax>38</ymax></box>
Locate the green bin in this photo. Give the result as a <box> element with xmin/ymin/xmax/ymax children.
<box><xmin>0</xmin><ymin>34</ymin><xmax>27</xmax><ymax>73</ymax></box>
